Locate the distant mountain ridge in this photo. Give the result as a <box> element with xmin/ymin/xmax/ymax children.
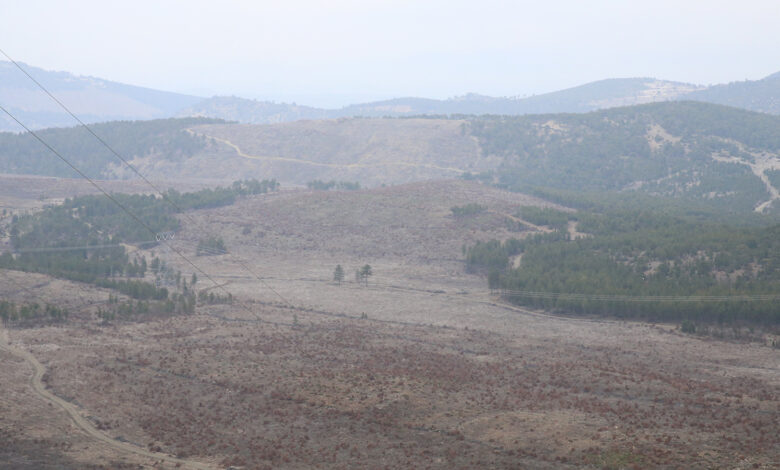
<box><xmin>1</xmin><ymin>60</ymin><xmax>780</xmax><ymax>131</ymax></box>
<box><xmin>178</xmin><ymin>74</ymin><xmax>780</xmax><ymax>123</ymax></box>
<box><xmin>176</xmin><ymin>78</ymin><xmax>703</xmax><ymax>123</ymax></box>
<box><xmin>686</xmin><ymin>72</ymin><xmax>780</xmax><ymax>115</ymax></box>
<box><xmin>0</xmin><ymin>61</ymin><xmax>202</xmax><ymax>131</ymax></box>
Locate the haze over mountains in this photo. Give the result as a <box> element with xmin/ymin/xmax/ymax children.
<box><xmin>0</xmin><ymin>61</ymin><xmax>202</xmax><ymax>132</ymax></box>
<box><xmin>2</xmin><ymin>61</ymin><xmax>779</xmax><ymax>131</ymax></box>
<box><xmin>2</xmin><ymin>60</ymin><xmax>779</xmax><ymax>214</ymax></box>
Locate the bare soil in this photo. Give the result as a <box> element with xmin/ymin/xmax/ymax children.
<box><xmin>2</xmin><ymin>179</ymin><xmax>778</xmax><ymax>469</ymax></box>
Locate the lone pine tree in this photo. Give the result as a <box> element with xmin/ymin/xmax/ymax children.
<box><xmin>333</xmin><ymin>264</ymin><xmax>345</xmax><ymax>284</ymax></box>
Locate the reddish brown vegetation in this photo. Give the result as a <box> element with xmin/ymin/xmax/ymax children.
<box><xmin>21</xmin><ymin>307</ymin><xmax>778</xmax><ymax>469</ymax></box>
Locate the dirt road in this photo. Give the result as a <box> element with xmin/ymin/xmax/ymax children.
<box><xmin>190</xmin><ymin>129</ymin><xmax>466</xmax><ymax>174</ymax></box>
<box><xmin>0</xmin><ymin>325</ymin><xmax>218</xmax><ymax>470</ymax></box>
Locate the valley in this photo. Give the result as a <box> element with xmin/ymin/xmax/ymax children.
<box><xmin>3</xmin><ymin>6</ymin><xmax>780</xmax><ymax>470</ymax></box>
<box><xmin>0</xmin><ymin>179</ymin><xmax>777</xmax><ymax>469</ymax></box>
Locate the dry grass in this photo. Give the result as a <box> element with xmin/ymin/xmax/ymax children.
<box><xmin>2</xmin><ymin>179</ymin><xmax>778</xmax><ymax>469</ymax></box>
<box><xmin>182</xmin><ymin>119</ymin><xmax>496</xmax><ymax>186</ymax></box>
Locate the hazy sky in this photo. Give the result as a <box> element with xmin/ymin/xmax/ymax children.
<box><xmin>2</xmin><ymin>0</ymin><xmax>779</xmax><ymax>107</ymax></box>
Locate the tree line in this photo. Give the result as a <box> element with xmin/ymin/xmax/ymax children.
<box><xmin>465</xmin><ymin>201</ymin><xmax>780</xmax><ymax>326</ymax></box>
<box><xmin>0</xmin><ymin>300</ymin><xmax>69</xmax><ymax>326</ymax></box>
<box><xmin>0</xmin><ymin>179</ymin><xmax>278</xmax><ymax>323</ymax></box>
<box><xmin>0</xmin><ymin>117</ymin><xmax>223</xmax><ymax>178</ymax></box>
<box><xmin>465</xmin><ymin>102</ymin><xmax>780</xmax><ymax>215</ymax></box>
<box><xmin>307</xmin><ymin>180</ymin><xmax>361</xmax><ymax>191</ymax></box>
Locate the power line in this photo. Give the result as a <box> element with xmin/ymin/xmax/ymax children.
<box><xmin>0</xmin><ymin>104</ymin><xmax>271</xmax><ymax>321</ymax></box>
<box><xmin>1</xmin><ymin>52</ymin><xmax>775</xmax><ymax>309</ymax></box>
<box><xmin>0</xmin><ymin>48</ymin><xmax>290</xmax><ymax>306</ymax></box>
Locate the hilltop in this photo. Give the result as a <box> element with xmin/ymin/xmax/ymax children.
<box><xmin>178</xmin><ymin>78</ymin><xmax>703</xmax><ymax>123</ymax></box>
<box><xmin>181</xmin><ymin>73</ymin><xmax>780</xmax><ymax>123</ymax></box>
<box><xmin>7</xmin><ymin>100</ymin><xmax>779</xmax><ymax>213</ymax></box>
<box><xmin>470</xmin><ymin>101</ymin><xmax>780</xmax><ymax>214</ymax></box>
<box><xmin>0</xmin><ymin>61</ymin><xmax>202</xmax><ymax>132</ymax></box>
<box><xmin>687</xmin><ymin>71</ymin><xmax>780</xmax><ymax>114</ymax></box>
<box><xmin>4</xmin><ymin>61</ymin><xmax>780</xmax><ymax>132</ymax></box>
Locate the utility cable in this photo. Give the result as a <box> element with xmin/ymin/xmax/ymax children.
<box><xmin>0</xmin><ymin>48</ymin><xmax>290</xmax><ymax>306</ymax></box>
<box><xmin>0</xmin><ymin>104</ymin><xmax>271</xmax><ymax>320</ymax></box>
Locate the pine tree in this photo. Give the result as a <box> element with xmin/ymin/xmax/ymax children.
<box><xmin>359</xmin><ymin>264</ymin><xmax>372</xmax><ymax>286</ymax></box>
<box><xmin>333</xmin><ymin>264</ymin><xmax>345</xmax><ymax>284</ymax></box>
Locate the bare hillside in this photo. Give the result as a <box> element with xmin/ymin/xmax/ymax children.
<box><xmin>1</xmin><ymin>179</ymin><xmax>777</xmax><ymax>469</ymax></box>
<box><xmin>185</xmin><ymin>119</ymin><xmax>493</xmax><ymax>186</ymax></box>
<box><xmin>176</xmin><ymin>180</ymin><xmax>562</xmax><ymax>271</ymax></box>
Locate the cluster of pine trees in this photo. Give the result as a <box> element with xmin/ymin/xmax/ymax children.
<box><xmin>97</xmin><ymin>292</ymin><xmax>196</xmax><ymax>323</ymax></box>
<box><xmin>450</xmin><ymin>203</ymin><xmax>486</xmax><ymax>217</ymax></box>
<box><xmin>1</xmin><ymin>179</ymin><xmax>277</xmax><ymax>324</ymax></box>
<box><xmin>0</xmin><ymin>300</ymin><xmax>69</xmax><ymax>326</ymax></box>
<box><xmin>465</xmin><ymin>202</ymin><xmax>780</xmax><ymax>326</ymax></box>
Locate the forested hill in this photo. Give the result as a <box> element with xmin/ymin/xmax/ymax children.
<box><xmin>2</xmin><ymin>102</ymin><xmax>780</xmax><ymax>215</ymax></box>
<box><xmin>180</xmin><ymin>78</ymin><xmax>701</xmax><ymax>123</ymax></box>
<box><xmin>177</xmin><ymin>96</ymin><xmax>331</xmax><ymax>124</ymax></box>
<box><xmin>4</xmin><ymin>61</ymin><xmax>779</xmax><ymax>130</ymax></box>
<box><xmin>0</xmin><ymin>117</ymin><xmax>223</xmax><ymax>178</ymax></box>
<box><xmin>686</xmin><ymin>71</ymin><xmax>780</xmax><ymax>115</ymax></box>
<box><xmin>467</xmin><ymin>101</ymin><xmax>780</xmax><ymax>214</ymax></box>
<box><xmin>176</xmin><ymin>74</ymin><xmax>780</xmax><ymax>123</ymax></box>
<box><xmin>340</xmin><ymin>78</ymin><xmax>701</xmax><ymax>117</ymax></box>
<box><xmin>465</xmin><ymin>200</ymin><xmax>780</xmax><ymax>326</ymax></box>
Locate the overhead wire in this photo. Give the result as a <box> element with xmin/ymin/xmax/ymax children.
<box><xmin>0</xmin><ymin>47</ymin><xmax>290</xmax><ymax>306</ymax></box>
<box><xmin>2</xmin><ymin>49</ymin><xmax>776</xmax><ymax>309</ymax></box>
<box><xmin>0</xmin><ymin>104</ymin><xmax>280</xmax><ymax>322</ymax></box>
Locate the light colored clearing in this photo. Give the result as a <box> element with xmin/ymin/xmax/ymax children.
<box><xmin>590</xmin><ymin>80</ymin><xmax>704</xmax><ymax>109</ymax></box>
<box><xmin>567</xmin><ymin>220</ymin><xmax>590</xmax><ymax>240</ymax></box>
<box><xmin>456</xmin><ymin>409</ymin><xmax>608</xmax><ymax>454</ymax></box>
<box><xmin>538</xmin><ymin>120</ymin><xmax>566</xmax><ymax>135</ymax></box>
<box><xmin>491</xmin><ymin>210</ymin><xmax>554</xmax><ymax>233</ymax></box>
<box><xmin>711</xmin><ymin>150</ymin><xmax>780</xmax><ymax>212</ymax></box>
<box><xmin>189</xmin><ymin>129</ymin><xmax>466</xmax><ymax>174</ymax></box>
<box><xmin>646</xmin><ymin>124</ymin><xmax>682</xmax><ymax>152</ymax></box>
<box><xmin>358</xmin><ymin>104</ymin><xmax>414</xmax><ymax>113</ymax></box>
<box><xmin>0</xmin><ymin>325</ymin><xmax>217</xmax><ymax>470</ymax></box>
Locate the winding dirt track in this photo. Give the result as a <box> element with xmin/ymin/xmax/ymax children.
<box><xmin>190</xmin><ymin>129</ymin><xmax>466</xmax><ymax>174</ymax></box>
<box><xmin>0</xmin><ymin>325</ymin><xmax>218</xmax><ymax>470</ymax></box>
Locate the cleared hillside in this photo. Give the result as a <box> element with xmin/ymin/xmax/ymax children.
<box><xmin>187</xmin><ymin>118</ymin><xmax>490</xmax><ymax>186</ymax></box>
<box><xmin>2</xmin><ymin>179</ymin><xmax>777</xmax><ymax>469</ymax></box>
<box><xmin>2</xmin><ymin>101</ymin><xmax>780</xmax><ymax>213</ymax></box>
<box><xmin>180</xmin><ymin>179</ymin><xmax>564</xmax><ymax>267</ymax></box>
